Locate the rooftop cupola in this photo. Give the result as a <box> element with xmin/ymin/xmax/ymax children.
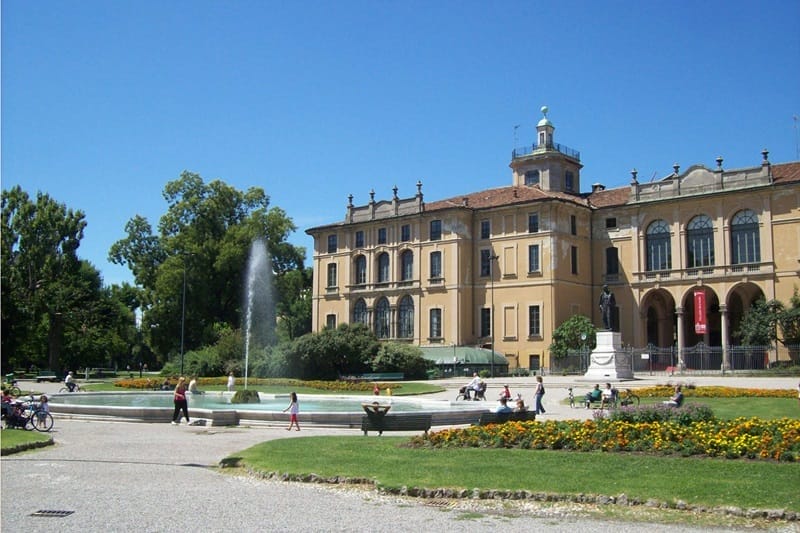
<box><xmin>510</xmin><ymin>105</ymin><xmax>583</xmax><ymax>194</ymax></box>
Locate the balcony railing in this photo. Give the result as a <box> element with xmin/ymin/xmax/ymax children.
<box><xmin>512</xmin><ymin>142</ymin><xmax>581</xmax><ymax>161</ymax></box>
<box><xmin>633</xmin><ymin>262</ymin><xmax>772</xmax><ymax>285</ymax></box>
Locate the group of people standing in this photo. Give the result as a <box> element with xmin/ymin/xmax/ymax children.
<box><xmin>491</xmin><ymin>376</ymin><xmax>547</xmax><ymax>415</ymax></box>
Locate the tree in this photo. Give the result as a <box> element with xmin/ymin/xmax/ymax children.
<box><xmin>776</xmin><ymin>288</ymin><xmax>800</xmax><ymax>349</ymax></box>
<box><xmin>371</xmin><ymin>343</ymin><xmax>431</xmax><ymax>379</ymax></box>
<box><xmin>549</xmin><ymin>315</ymin><xmax>596</xmax><ymax>359</ymax></box>
<box><xmin>284</xmin><ymin>323</ymin><xmax>377</xmax><ymax>380</ymax></box>
<box><xmin>109</xmin><ymin>171</ymin><xmax>306</xmax><ymax>365</ymax></box>
<box><xmin>735</xmin><ymin>298</ymin><xmax>781</xmax><ymax>346</ymax></box>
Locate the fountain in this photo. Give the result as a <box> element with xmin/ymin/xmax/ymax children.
<box><xmin>243</xmin><ymin>239</ymin><xmax>275</xmax><ymax>388</ymax></box>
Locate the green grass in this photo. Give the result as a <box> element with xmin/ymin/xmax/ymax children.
<box><xmin>233</xmin><ymin>436</ymin><xmax>800</xmax><ymax>511</ymax></box>
<box><xmin>0</xmin><ymin>428</ymin><xmax>53</xmax><ymax>453</ymax></box>
<box><xmin>637</xmin><ymin>396</ymin><xmax>798</xmax><ymax>420</ymax></box>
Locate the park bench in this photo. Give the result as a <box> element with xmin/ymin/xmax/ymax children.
<box><xmin>36</xmin><ymin>370</ymin><xmax>59</xmax><ymax>383</ymax></box>
<box><xmin>476</xmin><ymin>411</ymin><xmax>537</xmax><ymax>425</ymax></box>
<box><xmin>360</xmin><ymin>413</ymin><xmax>432</xmax><ymax>436</ymax></box>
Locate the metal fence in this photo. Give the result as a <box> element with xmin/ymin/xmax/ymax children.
<box><xmin>547</xmin><ymin>343</ymin><xmax>798</xmax><ymax>376</ymax></box>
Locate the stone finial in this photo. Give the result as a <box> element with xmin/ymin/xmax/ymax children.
<box><xmin>347</xmin><ymin>194</ymin><xmax>353</xmax><ymax>207</ymax></box>
<box><xmin>392</xmin><ymin>185</ymin><xmax>398</xmax><ymax>199</ymax></box>
<box><xmin>762</xmin><ymin>148</ymin><xmax>770</xmax><ymax>165</ymax></box>
<box><xmin>716</xmin><ymin>156</ymin><xmax>723</xmax><ymax>171</ymax></box>
<box><xmin>369</xmin><ymin>189</ymin><xmax>375</xmax><ymax>202</ymax></box>
<box><xmin>673</xmin><ymin>163</ymin><xmax>680</xmax><ymax>176</ymax></box>
<box><xmin>416</xmin><ymin>180</ymin><xmax>422</xmax><ymax>195</ymax></box>
<box><xmin>630</xmin><ymin>168</ymin><xmax>638</xmax><ymax>184</ymax></box>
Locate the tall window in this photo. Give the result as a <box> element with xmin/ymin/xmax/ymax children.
<box><xmin>480</xmin><ymin>249</ymin><xmax>492</xmax><ymax>277</ymax></box>
<box><xmin>354</xmin><ymin>255</ymin><xmax>367</xmax><ymax>285</ymax></box>
<box><xmin>377</xmin><ymin>253</ymin><xmax>390</xmax><ymax>283</ymax></box>
<box><xmin>565</xmin><ymin>171</ymin><xmax>574</xmax><ymax>191</ymax></box>
<box><xmin>528</xmin><ymin>244</ymin><xmax>540</xmax><ymax>273</ymax></box>
<box><xmin>480</xmin><ymin>308</ymin><xmax>491</xmax><ymax>337</ymax></box>
<box><xmin>429</xmin><ymin>308</ymin><xmax>442</xmax><ymax>338</ymax></box>
<box><xmin>528</xmin><ymin>305</ymin><xmax>541</xmax><ymax>337</ymax></box>
<box><xmin>398</xmin><ymin>295</ymin><xmax>414</xmax><ymax>338</ymax></box>
<box><xmin>687</xmin><ymin>214</ymin><xmax>714</xmax><ymax>268</ymax></box>
<box><xmin>326</xmin><ymin>314</ymin><xmax>336</xmax><ymax>329</ymax></box>
<box><xmin>430</xmin><ymin>251</ymin><xmax>442</xmax><ymax>279</ymax></box>
<box><xmin>606</xmin><ymin>247</ymin><xmax>619</xmax><ymax>275</ymax></box>
<box><xmin>326</xmin><ymin>263</ymin><xmax>337</xmax><ymax>288</ymax></box>
<box><xmin>646</xmin><ymin>219</ymin><xmax>671</xmax><ymax>271</ymax></box>
<box><xmin>528</xmin><ymin>213</ymin><xmax>539</xmax><ymax>233</ymax></box>
<box><xmin>401</xmin><ymin>224</ymin><xmax>411</xmax><ymax>242</ymax></box>
<box><xmin>524</xmin><ymin>170</ymin><xmax>540</xmax><ymax>186</ymax></box>
<box><xmin>570</xmin><ymin>215</ymin><xmax>577</xmax><ymax>235</ymax></box>
<box><xmin>430</xmin><ymin>220</ymin><xmax>442</xmax><ymax>240</ymax></box>
<box><xmin>731</xmin><ymin>209</ymin><xmax>760</xmax><ymax>264</ymax></box>
<box><xmin>378</xmin><ymin>227</ymin><xmax>387</xmax><ymax>244</ymax></box>
<box><xmin>570</xmin><ymin>246</ymin><xmax>578</xmax><ymax>274</ymax></box>
<box><xmin>353</xmin><ymin>299</ymin><xmax>368</xmax><ymax>324</ymax></box>
<box><xmin>355</xmin><ymin>230</ymin><xmax>364</xmax><ymax>248</ymax></box>
<box><xmin>327</xmin><ymin>234</ymin><xmax>337</xmax><ymax>253</ymax></box>
<box><xmin>374</xmin><ymin>298</ymin><xmax>390</xmax><ymax>339</ymax></box>
<box><xmin>480</xmin><ymin>220</ymin><xmax>490</xmax><ymax>239</ymax></box>
<box><xmin>400</xmin><ymin>250</ymin><xmax>413</xmax><ymax>281</ymax></box>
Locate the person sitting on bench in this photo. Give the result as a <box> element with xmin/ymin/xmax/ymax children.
<box><xmin>585</xmin><ymin>384</ymin><xmax>602</xmax><ymax>408</ymax></box>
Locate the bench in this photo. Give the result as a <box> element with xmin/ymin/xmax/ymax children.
<box><xmin>476</xmin><ymin>411</ymin><xmax>537</xmax><ymax>425</ymax></box>
<box><xmin>36</xmin><ymin>370</ymin><xmax>59</xmax><ymax>383</ymax></box>
<box><xmin>361</xmin><ymin>413</ymin><xmax>432</xmax><ymax>436</ymax></box>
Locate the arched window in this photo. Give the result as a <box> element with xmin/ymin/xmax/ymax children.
<box><xmin>353</xmin><ymin>298</ymin><xmax>368</xmax><ymax>325</ymax></box>
<box><xmin>731</xmin><ymin>209</ymin><xmax>760</xmax><ymax>264</ymax></box>
<box><xmin>646</xmin><ymin>220</ymin><xmax>671</xmax><ymax>271</ymax></box>
<box><xmin>686</xmin><ymin>215</ymin><xmax>714</xmax><ymax>268</ymax></box>
<box><xmin>354</xmin><ymin>255</ymin><xmax>367</xmax><ymax>285</ymax></box>
<box><xmin>377</xmin><ymin>252</ymin><xmax>390</xmax><ymax>283</ymax></box>
<box><xmin>524</xmin><ymin>170</ymin><xmax>540</xmax><ymax>186</ymax></box>
<box><xmin>400</xmin><ymin>250</ymin><xmax>413</xmax><ymax>281</ymax></box>
<box><xmin>398</xmin><ymin>295</ymin><xmax>414</xmax><ymax>338</ymax></box>
<box><xmin>374</xmin><ymin>297</ymin><xmax>390</xmax><ymax>339</ymax></box>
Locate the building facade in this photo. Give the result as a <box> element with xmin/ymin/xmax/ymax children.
<box><xmin>306</xmin><ymin>107</ymin><xmax>800</xmax><ymax>372</ymax></box>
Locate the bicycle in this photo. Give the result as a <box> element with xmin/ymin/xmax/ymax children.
<box><xmin>59</xmin><ymin>382</ymin><xmax>82</xmax><ymax>393</ymax></box>
<box><xmin>2</xmin><ymin>379</ymin><xmax>22</xmax><ymax>398</ymax></box>
<box><xmin>617</xmin><ymin>388</ymin><xmax>640</xmax><ymax>407</ymax></box>
<box><xmin>3</xmin><ymin>395</ymin><xmax>54</xmax><ymax>431</ymax></box>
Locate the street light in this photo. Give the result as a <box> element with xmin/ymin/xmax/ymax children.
<box><xmin>180</xmin><ymin>262</ymin><xmax>187</xmax><ymax>376</ymax></box>
<box><xmin>489</xmin><ymin>253</ymin><xmax>499</xmax><ymax>377</ymax></box>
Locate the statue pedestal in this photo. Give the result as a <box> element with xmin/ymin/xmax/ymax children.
<box><xmin>583</xmin><ymin>331</ymin><xmax>633</xmax><ymax>380</ymax></box>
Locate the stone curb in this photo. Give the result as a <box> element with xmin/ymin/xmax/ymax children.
<box><xmin>0</xmin><ymin>435</ymin><xmax>55</xmax><ymax>456</ymax></box>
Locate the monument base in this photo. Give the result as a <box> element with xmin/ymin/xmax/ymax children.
<box><xmin>583</xmin><ymin>331</ymin><xmax>633</xmax><ymax>380</ymax></box>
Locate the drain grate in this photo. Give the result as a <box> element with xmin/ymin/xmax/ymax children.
<box><xmin>30</xmin><ymin>510</ymin><xmax>74</xmax><ymax>518</ymax></box>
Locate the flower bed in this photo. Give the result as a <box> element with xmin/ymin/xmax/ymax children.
<box><xmin>113</xmin><ymin>377</ymin><xmax>399</xmax><ymax>393</ymax></box>
<box><xmin>634</xmin><ymin>384</ymin><xmax>795</xmax><ymax>399</ymax></box>
<box><xmin>408</xmin><ymin>417</ymin><xmax>800</xmax><ymax>462</ymax></box>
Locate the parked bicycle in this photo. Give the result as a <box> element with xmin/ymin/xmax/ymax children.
<box><xmin>2</xmin><ymin>378</ymin><xmax>22</xmax><ymax>398</ymax></box>
<box><xmin>2</xmin><ymin>394</ymin><xmax>53</xmax><ymax>431</ymax></box>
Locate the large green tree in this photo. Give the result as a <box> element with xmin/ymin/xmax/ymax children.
<box><xmin>2</xmin><ymin>186</ymin><xmax>134</xmax><ymax>373</ymax></box>
<box><xmin>549</xmin><ymin>315</ymin><xmax>596</xmax><ymax>359</ymax></box>
<box><xmin>109</xmin><ymin>172</ymin><xmax>309</xmax><ymax>367</ymax></box>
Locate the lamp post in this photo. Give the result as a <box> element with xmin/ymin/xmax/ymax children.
<box><xmin>180</xmin><ymin>262</ymin><xmax>187</xmax><ymax>376</ymax></box>
<box><xmin>489</xmin><ymin>253</ymin><xmax>499</xmax><ymax>377</ymax></box>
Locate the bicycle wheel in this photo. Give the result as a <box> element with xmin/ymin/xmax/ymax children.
<box><xmin>9</xmin><ymin>386</ymin><xmax>21</xmax><ymax>397</ymax></box>
<box><xmin>32</xmin><ymin>411</ymin><xmax>54</xmax><ymax>432</ymax></box>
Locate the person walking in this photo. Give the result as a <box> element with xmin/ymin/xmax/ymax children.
<box><xmin>283</xmin><ymin>392</ymin><xmax>300</xmax><ymax>431</ymax></box>
<box><xmin>227</xmin><ymin>371</ymin><xmax>235</xmax><ymax>392</ymax></box>
<box><xmin>533</xmin><ymin>375</ymin><xmax>546</xmax><ymax>415</ymax></box>
<box><xmin>171</xmin><ymin>377</ymin><xmax>190</xmax><ymax>425</ymax></box>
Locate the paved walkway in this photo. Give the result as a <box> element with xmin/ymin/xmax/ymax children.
<box><xmin>2</xmin><ymin>375</ymin><xmax>797</xmax><ymax>532</ymax></box>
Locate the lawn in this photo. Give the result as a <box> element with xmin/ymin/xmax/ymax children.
<box><xmin>233</xmin><ymin>436</ymin><xmax>800</xmax><ymax>512</ymax></box>
<box><xmin>638</xmin><ymin>396</ymin><xmax>797</xmax><ymax>420</ymax></box>
<box><xmin>0</xmin><ymin>428</ymin><xmax>53</xmax><ymax>455</ymax></box>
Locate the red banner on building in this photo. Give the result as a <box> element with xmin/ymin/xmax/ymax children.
<box><xmin>694</xmin><ymin>290</ymin><xmax>707</xmax><ymax>334</ymax></box>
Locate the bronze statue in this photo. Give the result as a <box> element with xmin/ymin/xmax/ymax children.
<box><xmin>598</xmin><ymin>285</ymin><xmax>616</xmax><ymax>331</ymax></box>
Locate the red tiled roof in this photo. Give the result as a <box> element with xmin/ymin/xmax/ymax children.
<box><xmin>425</xmin><ymin>185</ymin><xmax>588</xmax><ymax>212</ymax></box>
<box><xmin>772</xmin><ymin>161</ymin><xmax>800</xmax><ymax>184</ymax></box>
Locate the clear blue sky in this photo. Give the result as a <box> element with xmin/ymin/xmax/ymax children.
<box><xmin>3</xmin><ymin>0</ymin><xmax>799</xmax><ymax>286</ymax></box>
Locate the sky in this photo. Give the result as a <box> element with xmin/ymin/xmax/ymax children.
<box><xmin>3</xmin><ymin>0</ymin><xmax>799</xmax><ymax>287</ymax></box>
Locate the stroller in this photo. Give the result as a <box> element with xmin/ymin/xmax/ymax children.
<box><xmin>3</xmin><ymin>401</ymin><xmax>29</xmax><ymax>429</ymax></box>
<box><xmin>457</xmin><ymin>382</ymin><xmax>487</xmax><ymax>401</ymax></box>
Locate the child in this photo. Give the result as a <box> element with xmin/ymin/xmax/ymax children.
<box><xmin>37</xmin><ymin>395</ymin><xmax>50</xmax><ymax>424</ymax></box>
<box><xmin>283</xmin><ymin>391</ymin><xmax>300</xmax><ymax>431</ymax></box>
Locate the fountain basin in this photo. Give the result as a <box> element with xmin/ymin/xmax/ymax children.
<box><xmin>48</xmin><ymin>391</ymin><xmax>489</xmax><ymax>427</ymax></box>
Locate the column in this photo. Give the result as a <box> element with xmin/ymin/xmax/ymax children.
<box><xmin>675</xmin><ymin>306</ymin><xmax>685</xmax><ymax>370</ymax></box>
<box><xmin>720</xmin><ymin>304</ymin><xmax>730</xmax><ymax>371</ymax></box>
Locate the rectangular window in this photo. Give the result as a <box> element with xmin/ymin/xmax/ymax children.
<box><xmin>606</xmin><ymin>247</ymin><xmax>619</xmax><ymax>275</ymax></box>
<box><xmin>565</xmin><ymin>171</ymin><xmax>574</xmax><ymax>191</ymax></box>
<box><xmin>528</xmin><ymin>214</ymin><xmax>539</xmax><ymax>233</ymax></box>
<box><xmin>571</xmin><ymin>246</ymin><xmax>578</xmax><ymax>274</ymax></box>
<box><xmin>378</xmin><ymin>227</ymin><xmax>387</xmax><ymax>244</ymax></box>
<box><xmin>480</xmin><ymin>249</ymin><xmax>492</xmax><ymax>277</ymax></box>
<box><xmin>430</xmin><ymin>220</ymin><xmax>442</xmax><ymax>241</ymax></box>
<box><xmin>528</xmin><ymin>305</ymin><xmax>541</xmax><ymax>337</ymax></box>
<box><xmin>326</xmin><ymin>263</ymin><xmax>337</xmax><ymax>288</ymax></box>
<box><xmin>528</xmin><ymin>244</ymin><xmax>540</xmax><ymax>273</ymax></box>
<box><xmin>480</xmin><ymin>219</ymin><xmax>490</xmax><ymax>239</ymax></box>
<box><xmin>429</xmin><ymin>309</ymin><xmax>442</xmax><ymax>338</ymax></box>
<box><xmin>430</xmin><ymin>251</ymin><xmax>442</xmax><ymax>278</ymax></box>
<box><xmin>326</xmin><ymin>314</ymin><xmax>336</xmax><ymax>329</ymax></box>
<box><xmin>327</xmin><ymin>234</ymin><xmax>337</xmax><ymax>253</ymax></box>
<box><xmin>480</xmin><ymin>308</ymin><xmax>491</xmax><ymax>338</ymax></box>
<box><xmin>605</xmin><ymin>217</ymin><xmax>617</xmax><ymax>229</ymax></box>
<box><xmin>355</xmin><ymin>230</ymin><xmax>364</xmax><ymax>248</ymax></box>
<box><xmin>401</xmin><ymin>224</ymin><xmax>411</xmax><ymax>242</ymax></box>
<box><xmin>570</xmin><ymin>215</ymin><xmax>577</xmax><ymax>236</ymax></box>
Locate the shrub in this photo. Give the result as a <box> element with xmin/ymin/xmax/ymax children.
<box><xmin>231</xmin><ymin>389</ymin><xmax>260</xmax><ymax>404</ymax></box>
<box><xmin>603</xmin><ymin>403</ymin><xmax>714</xmax><ymax>425</ymax></box>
